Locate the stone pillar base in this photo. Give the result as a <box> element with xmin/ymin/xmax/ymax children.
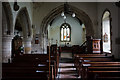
<box><xmin>2</xmin><ymin>35</ymin><xmax>12</xmax><ymax>63</ymax></box>
<box><xmin>24</xmin><ymin>38</ymin><xmax>32</xmax><ymax>54</ymax></box>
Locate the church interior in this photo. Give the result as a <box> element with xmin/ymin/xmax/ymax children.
<box><xmin>1</xmin><ymin>1</ymin><xmax>120</xmax><ymax>80</ymax></box>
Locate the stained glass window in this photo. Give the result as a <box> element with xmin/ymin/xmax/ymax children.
<box><xmin>60</xmin><ymin>23</ymin><xmax>71</xmax><ymax>42</ymax></box>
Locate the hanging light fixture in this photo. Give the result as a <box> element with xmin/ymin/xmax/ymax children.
<box><xmin>61</xmin><ymin>2</ymin><xmax>75</xmax><ymax>22</ymax></box>
<box><xmin>115</xmin><ymin>1</ymin><xmax>120</xmax><ymax>8</ymax></box>
<box><xmin>72</xmin><ymin>13</ymin><xmax>75</xmax><ymax>17</ymax></box>
<box><xmin>13</xmin><ymin>0</ymin><xmax>19</xmax><ymax>11</ymax></box>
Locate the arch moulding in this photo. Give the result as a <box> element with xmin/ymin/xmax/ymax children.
<box><xmin>41</xmin><ymin>4</ymin><xmax>94</xmax><ymax>37</ymax></box>
<box><xmin>15</xmin><ymin>7</ymin><xmax>32</xmax><ymax>38</ymax></box>
<box><xmin>2</xmin><ymin>2</ymin><xmax>13</xmax><ymax>35</ymax></box>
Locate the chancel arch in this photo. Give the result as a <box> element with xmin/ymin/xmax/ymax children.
<box><xmin>41</xmin><ymin>4</ymin><xmax>93</xmax><ymax>37</ymax></box>
<box><xmin>41</xmin><ymin>4</ymin><xmax>93</xmax><ymax>52</ymax></box>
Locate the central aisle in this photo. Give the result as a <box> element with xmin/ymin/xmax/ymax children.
<box><xmin>56</xmin><ymin>52</ymin><xmax>80</xmax><ymax>80</ymax></box>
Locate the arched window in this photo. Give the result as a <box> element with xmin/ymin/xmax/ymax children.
<box><xmin>102</xmin><ymin>10</ymin><xmax>111</xmax><ymax>53</ymax></box>
<box><xmin>60</xmin><ymin>23</ymin><xmax>71</xmax><ymax>42</ymax></box>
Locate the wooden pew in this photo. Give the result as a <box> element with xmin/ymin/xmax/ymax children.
<box><xmin>2</xmin><ymin>54</ymin><xmax>56</xmax><ymax>80</ymax></box>
<box><xmin>74</xmin><ymin>54</ymin><xmax>114</xmax><ymax>76</ymax></box>
<box><xmin>88</xmin><ymin>66</ymin><xmax>120</xmax><ymax>71</ymax></box>
<box><xmin>48</xmin><ymin>45</ymin><xmax>60</xmax><ymax>78</ymax></box>
<box><xmin>73</xmin><ymin>53</ymin><xmax>120</xmax><ymax>79</ymax></box>
<box><xmin>2</xmin><ymin>63</ymin><xmax>49</xmax><ymax>80</ymax></box>
<box><xmin>2</xmin><ymin>70</ymin><xmax>49</xmax><ymax>80</ymax></box>
<box><xmin>74</xmin><ymin>56</ymin><xmax>113</xmax><ymax>68</ymax></box>
<box><xmin>3</xmin><ymin>44</ymin><xmax>60</xmax><ymax>80</ymax></box>
<box><xmin>74</xmin><ymin>53</ymin><xmax>116</xmax><ymax>78</ymax></box>
<box><xmin>74</xmin><ymin>53</ymin><xmax>107</xmax><ymax>67</ymax></box>
<box><xmin>74</xmin><ymin>53</ymin><xmax>106</xmax><ymax>57</ymax></box>
<box><xmin>80</xmin><ymin>57</ymin><xmax>114</xmax><ymax>62</ymax></box>
<box><xmin>81</xmin><ymin>62</ymin><xmax>120</xmax><ymax>79</ymax></box>
<box><xmin>87</xmin><ymin>70</ymin><xmax>120</xmax><ymax>80</ymax></box>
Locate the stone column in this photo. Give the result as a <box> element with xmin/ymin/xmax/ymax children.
<box><xmin>24</xmin><ymin>38</ymin><xmax>32</xmax><ymax>54</ymax></box>
<box><xmin>2</xmin><ymin>35</ymin><xmax>13</xmax><ymax>63</ymax></box>
<box><xmin>44</xmin><ymin>34</ymin><xmax>48</xmax><ymax>54</ymax></box>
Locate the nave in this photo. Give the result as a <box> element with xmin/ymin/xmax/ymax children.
<box><xmin>2</xmin><ymin>1</ymin><xmax>120</xmax><ymax>80</ymax></box>
<box><xmin>2</xmin><ymin>45</ymin><xmax>120</xmax><ymax>80</ymax></box>
<box><xmin>57</xmin><ymin>53</ymin><xmax>80</xmax><ymax>80</ymax></box>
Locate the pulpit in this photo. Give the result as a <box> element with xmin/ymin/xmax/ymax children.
<box><xmin>86</xmin><ymin>36</ymin><xmax>101</xmax><ymax>54</ymax></box>
<box><xmin>92</xmin><ymin>39</ymin><xmax>101</xmax><ymax>53</ymax></box>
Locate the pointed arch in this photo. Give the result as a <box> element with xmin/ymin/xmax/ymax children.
<box><xmin>41</xmin><ymin>4</ymin><xmax>94</xmax><ymax>37</ymax></box>
<box><xmin>15</xmin><ymin>7</ymin><xmax>32</xmax><ymax>38</ymax></box>
<box><xmin>2</xmin><ymin>2</ymin><xmax>13</xmax><ymax>35</ymax></box>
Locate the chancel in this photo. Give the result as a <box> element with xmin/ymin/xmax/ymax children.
<box><xmin>1</xmin><ymin>1</ymin><xmax>120</xmax><ymax>80</ymax></box>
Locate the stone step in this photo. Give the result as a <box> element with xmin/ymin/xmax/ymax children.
<box><xmin>58</xmin><ymin>67</ymin><xmax>76</xmax><ymax>71</ymax></box>
<box><xmin>59</xmin><ymin>63</ymin><xmax>74</xmax><ymax>67</ymax></box>
<box><xmin>57</xmin><ymin>54</ymin><xmax>79</xmax><ymax>80</ymax></box>
<box><xmin>58</xmin><ymin>73</ymin><xmax>79</xmax><ymax>76</ymax></box>
<box><xmin>58</xmin><ymin>71</ymin><xmax>77</xmax><ymax>74</ymax></box>
<box><xmin>58</xmin><ymin>78</ymin><xmax>81</xmax><ymax>80</ymax></box>
<box><xmin>59</xmin><ymin>66</ymin><xmax>76</xmax><ymax>68</ymax></box>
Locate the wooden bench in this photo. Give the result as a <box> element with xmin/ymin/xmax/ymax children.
<box><xmin>81</xmin><ymin>62</ymin><xmax>120</xmax><ymax>79</ymax></box>
<box><xmin>2</xmin><ymin>70</ymin><xmax>49</xmax><ymax>80</ymax></box>
<box><xmin>73</xmin><ymin>53</ymin><xmax>120</xmax><ymax>79</ymax></box>
<box><xmin>87</xmin><ymin>70</ymin><xmax>120</xmax><ymax>80</ymax></box>
<box><xmin>74</xmin><ymin>53</ymin><xmax>106</xmax><ymax>57</ymax></box>
<box><xmin>12</xmin><ymin>54</ymin><xmax>59</xmax><ymax>77</ymax></box>
<box><xmin>73</xmin><ymin>54</ymin><xmax>118</xmax><ymax>77</ymax></box>
<box><xmin>74</xmin><ymin>53</ymin><xmax>108</xmax><ymax>67</ymax></box>
<box><xmin>2</xmin><ymin>54</ymin><xmax>57</xmax><ymax>80</ymax></box>
<box><xmin>74</xmin><ymin>55</ymin><xmax>114</xmax><ymax>76</ymax></box>
<box><xmin>2</xmin><ymin>64</ymin><xmax>49</xmax><ymax>80</ymax></box>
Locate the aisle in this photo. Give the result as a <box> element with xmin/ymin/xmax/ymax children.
<box><xmin>56</xmin><ymin>52</ymin><xmax>80</xmax><ymax>80</ymax></box>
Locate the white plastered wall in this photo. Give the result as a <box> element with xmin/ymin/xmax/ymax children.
<box><xmin>48</xmin><ymin>15</ymin><xmax>86</xmax><ymax>46</ymax></box>
<box><xmin>97</xmin><ymin>2</ymin><xmax>119</xmax><ymax>59</ymax></box>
